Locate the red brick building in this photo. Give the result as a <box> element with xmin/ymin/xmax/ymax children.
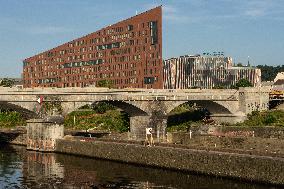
<box><xmin>23</xmin><ymin>6</ymin><xmax>162</xmax><ymax>89</ymax></box>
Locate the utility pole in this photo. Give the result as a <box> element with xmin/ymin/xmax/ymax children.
<box><xmin>247</xmin><ymin>56</ymin><xmax>250</xmax><ymax>67</ymax></box>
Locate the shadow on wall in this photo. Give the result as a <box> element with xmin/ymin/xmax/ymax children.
<box><xmin>188</xmin><ymin>100</ymin><xmax>232</xmax><ymax>114</ymax></box>
<box><xmin>0</xmin><ymin>131</ymin><xmax>23</xmax><ymax>143</ymax></box>
<box><xmin>95</xmin><ymin>101</ymin><xmax>148</xmax><ymax>117</ymax></box>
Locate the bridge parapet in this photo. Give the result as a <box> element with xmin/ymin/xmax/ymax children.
<box><xmin>0</xmin><ymin>87</ymin><xmax>271</xmax><ymax>141</ymax></box>
<box><xmin>0</xmin><ymin>87</ymin><xmax>239</xmax><ymax>102</ymax></box>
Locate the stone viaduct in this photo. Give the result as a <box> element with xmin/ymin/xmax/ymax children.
<box><xmin>0</xmin><ymin>87</ymin><xmax>270</xmax><ymax>141</ymax></box>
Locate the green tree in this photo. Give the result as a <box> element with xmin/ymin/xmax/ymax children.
<box><xmin>236</xmin><ymin>63</ymin><xmax>243</xmax><ymax>67</ymax></box>
<box><xmin>256</xmin><ymin>65</ymin><xmax>284</xmax><ymax>81</ymax></box>
<box><xmin>0</xmin><ymin>78</ymin><xmax>14</xmax><ymax>87</ymax></box>
<box><xmin>236</xmin><ymin>79</ymin><xmax>253</xmax><ymax>88</ymax></box>
<box><xmin>96</xmin><ymin>80</ymin><xmax>113</xmax><ymax>88</ymax></box>
<box><xmin>231</xmin><ymin>79</ymin><xmax>253</xmax><ymax>89</ymax></box>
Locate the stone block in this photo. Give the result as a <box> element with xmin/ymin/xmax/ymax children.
<box><xmin>27</xmin><ymin>118</ymin><xmax>64</xmax><ymax>152</ymax></box>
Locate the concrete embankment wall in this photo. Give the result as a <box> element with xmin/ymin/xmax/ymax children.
<box><xmin>167</xmin><ymin>134</ymin><xmax>284</xmax><ymax>157</ymax></box>
<box><xmin>10</xmin><ymin>133</ymin><xmax>26</xmax><ymax>145</ymax></box>
<box><xmin>0</xmin><ymin>130</ymin><xmax>26</xmax><ymax>145</ymax></box>
<box><xmin>55</xmin><ymin>139</ymin><xmax>284</xmax><ymax>185</ymax></box>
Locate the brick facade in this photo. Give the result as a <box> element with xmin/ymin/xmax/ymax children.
<box><xmin>23</xmin><ymin>7</ymin><xmax>162</xmax><ymax>89</ymax></box>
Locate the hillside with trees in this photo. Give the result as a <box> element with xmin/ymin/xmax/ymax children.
<box><xmin>257</xmin><ymin>65</ymin><xmax>284</xmax><ymax>81</ymax></box>
<box><xmin>0</xmin><ymin>78</ymin><xmax>15</xmax><ymax>87</ymax></box>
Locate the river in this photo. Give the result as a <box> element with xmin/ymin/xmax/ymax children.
<box><xmin>0</xmin><ymin>144</ymin><xmax>279</xmax><ymax>189</ymax></box>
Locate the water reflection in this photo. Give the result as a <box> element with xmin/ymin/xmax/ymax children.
<box><xmin>0</xmin><ymin>144</ymin><xmax>280</xmax><ymax>189</ymax></box>
<box><xmin>23</xmin><ymin>151</ymin><xmax>64</xmax><ymax>188</ymax></box>
<box><xmin>0</xmin><ymin>145</ymin><xmax>23</xmax><ymax>188</ymax></box>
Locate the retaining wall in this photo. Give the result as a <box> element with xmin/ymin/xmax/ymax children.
<box><xmin>181</xmin><ymin>125</ymin><xmax>284</xmax><ymax>139</ymax></box>
<box><xmin>10</xmin><ymin>133</ymin><xmax>26</xmax><ymax>145</ymax></box>
<box><xmin>215</xmin><ymin>126</ymin><xmax>284</xmax><ymax>139</ymax></box>
<box><xmin>55</xmin><ymin>139</ymin><xmax>284</xmax><ymax>185</ymax></box>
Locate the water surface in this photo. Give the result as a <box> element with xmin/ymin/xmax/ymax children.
<box><xmin>0</xmin><ymin>144</ymin><xmax>279</xmax><ymax>189</ymax></box>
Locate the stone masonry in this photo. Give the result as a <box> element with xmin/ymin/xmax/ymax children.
<box><xmin>0</xmin><ymin>87</ymin><xmax>271</xmax><ymax>141</ymax></box>
<box><xmin>26</xmin><ymin>118</ymin><xmax>64</xmax><ymax>151</ymax></box>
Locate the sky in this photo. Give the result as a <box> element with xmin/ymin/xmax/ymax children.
<box><xmin>0</xmin><ymin>0</ymin><xmax>284</xmax><ymax>77</ymax></box>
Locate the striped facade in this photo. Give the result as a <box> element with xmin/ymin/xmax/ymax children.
<box><xmin>163</xmin><ymin>55</ymin><xmax>261</xmax><ymax>89</ymax></box>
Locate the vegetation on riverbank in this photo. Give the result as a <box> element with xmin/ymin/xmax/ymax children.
<box><xmin>65</xmin><ymin>102</ymin><xmax>209</xmax><ymax>133</ymax></box>
<box><xmin>235</xmin><ymin>110</ymin><xmax>284</xmax><ymax>127</ymax></box>
<box><xmin>0</xmin><ymin>101</ymin><xmax>282</xmax><ymax>132</ymax></box>
<box><xmin>166</xmin><ymin>103</ymin><xmax>206</xmax><ymax>132</ymax></box>
<box><xmin>0</xmin><ymin>111</ymin><xmax>26</xmax><ymax>128</ymax></box>
<box><xmin>166</xmin><ymin>103</ymin><xmax>284</xmax><ymax>131</ymax></box>
<box><xmin>64</xmin><ymin>102</ymin><xmax>130</xmax><ymax>132</ymax></box>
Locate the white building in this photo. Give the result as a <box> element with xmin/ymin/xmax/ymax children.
<box><xmin>163</xmin><ymin>55</ymin><xmax>261</xmax><ymax>89</ymax></box>
<box><xmin>274</xmin><ymin>72</ymin><xmax>284</xmax><ymax>82</ymax></box>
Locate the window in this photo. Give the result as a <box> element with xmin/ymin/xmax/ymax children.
<box><xmin>128</xmin><ymin>25</ymin><xmax>133</xmax><ymax>31</ymax></box>
<box><xmin>144</xmin><ymin>77</ymin><xmax>154</xmax><ymax>84</ymax></box>
<box><xmin>23</xmin><ymin>61</ymin><xmax>29</xmax><ymax>67</ymax></box>
<box><xmin>150</xmin><ymin>21</ymin><xmax>158</xmax><ymax>45</ymax></box>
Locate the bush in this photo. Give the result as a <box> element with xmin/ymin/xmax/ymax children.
<box><xmin>236</xmin><ymin>110</ymin><xmax>284</xmax><ymax>126</ymax></box>
<box><xmin>167</xmin><ymin>121</ymin><xmax>192</xmax><ymax>132</ymax></box>
<box><xmin>231</xmin><ymin>79</ymin><xmax>253</xmax><ymax>89</ymax></box>
<box><xmin>264</xmin><ymin>114</ymin><xmax>277</xmax><ymax>125</ymax></box>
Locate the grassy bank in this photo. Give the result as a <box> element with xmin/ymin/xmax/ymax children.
<box><xmin>64</xmin><ymin>102</ymin><xmax>130</xmax><ymax>132</ymax></box>
<box><xmin>0</xmin><ymin>111</ymin><xmax>26</xmax><ymax>128</ymax></box>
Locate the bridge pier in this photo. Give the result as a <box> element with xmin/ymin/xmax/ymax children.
<box><xmin>26</xmin><ymin>117</ymin><xmax>64</xmax><ymax>152</ymax></box>
<box><xmin>130</xmin><ymin>116</ymin><xmax>150</xmax><ymax>140</ymax></box>
<box><xmin>129</xmin><ymin>116</ymin><xmax>167</xmax><ymax>142</ymax></box>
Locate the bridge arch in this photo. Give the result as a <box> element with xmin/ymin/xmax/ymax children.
<box><xmin>94</xmin><ymin>101</ymin><xmax>148</xmax><ymax>116</ymax></box>
<box><xmin>166</xmin><ymin>100</ymin><xmax>235</xmax><ymax>116</ymax></box>
<box><xmin>0</xmin><ymin>101</ymin><xmax>38</xmax><ymax>119</ymax></box>
<box><xmin>62</xmin><ymin>100</ymin><xmax>148</xmax><ymax>117</ymax></box>
<box><xmin>164</xmin><ymin>99</ymin><xmax>244</xmax><ymax>128</ymax></box>
<box><xmin>271</xmin><ymin>101</ymin><xmax>284</xmax><ymax>111</ymax></box>
<box><xmin>63</xmin><ymin>100</ymin><xmax>150</xmax><ymax>136</ymax></box>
